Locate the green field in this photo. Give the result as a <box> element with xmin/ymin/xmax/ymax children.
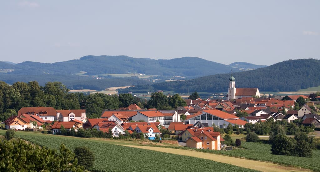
<box><xmin>299</xmin><ymin>86</ymin><xmax>320</xmax><ymax>92</ymax></box>
<box><xmin>167</xmin><ymin>141</ymin><xmax>320</xmax><ymax>171</ymax></box>
<box><xmin>1</xmin><ymin>131</ymin><xmax>255</xmax><ymax>172</ymax></box>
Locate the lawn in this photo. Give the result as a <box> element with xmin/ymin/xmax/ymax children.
<box><xmin>0</xmin><ymin>130</ymin><xmax>255</xmax><ymax>172</ymax></box>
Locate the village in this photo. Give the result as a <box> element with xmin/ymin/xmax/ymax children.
<box><xmin>4</xmin><ymin>77</ymin><xmax>320</xmax><ymax>151</ymax></box>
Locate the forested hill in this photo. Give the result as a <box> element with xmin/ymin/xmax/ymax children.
<box><xmin>120</xmin><ymin>59</ymin><xmax>320</xmax><ymax>93</ymax></box>
<box><xmin>0</xmin><ymin>55</ymin><xmax>263</xmax><ymax>78</ymax></box>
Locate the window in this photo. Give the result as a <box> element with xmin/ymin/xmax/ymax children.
<box><xmin>204</xmin><ymin>137</ymin><xmax>207</xmax><ymax>140</ymax></box>
<box><xmin>207</xmin><ymin>113</ymin><xmax>212</xmax><ymax>120</ymax></box>
<box><xmin>201</xmin><ymin>137</ymin><xmax>203</xmax><ymax>140</ymax></box>
<box><xmin>207</xmin><ymin>142</ymin><xmax>209</xmax><ymax>145</ymax></box>
<box><xmin>45</xmin><ymin>117</ymin><xmax>47</xmax><ymax>119</ymax></box>
<box><xmin>201</xmin><ymin>114</ymin><xmax>206</xmax><ymax>120</ymax></box>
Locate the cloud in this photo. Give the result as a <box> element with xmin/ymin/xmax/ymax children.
<box><xmin>18</xmin><ymin>1</ymin><xmax>40</xmax><ymax>8</ymax></box>
<box><xmin>303</xmin><ymin>31</ymin><xmax>319</xmax><ymax>36</ymax></box>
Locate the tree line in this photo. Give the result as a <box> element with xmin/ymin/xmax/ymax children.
<box><xmin>0</xmin><ymin>81</ymin><xmax>187</xmax><ymax>121</ymax></box>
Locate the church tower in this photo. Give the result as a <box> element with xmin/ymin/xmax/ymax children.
<box><xmin>228</xmin><ymin>76</ymin><xmax>236</xmax><ymax>100</ymax></box>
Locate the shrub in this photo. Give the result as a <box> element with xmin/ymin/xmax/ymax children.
<box><xmin>5</xmin><ymin>129</ymin><xmax>15</xmax><ymax>140</ymax></box>
<box><xmin>235</xmin><ymin>139</ymin><xmax>241</xmax><ymax>147</ymax></box>
<box><xmin>271</xmin><ymin>134</ymin><xmax>295</xmax><ymax>156</ymax></box>
<box><xmin>245</xmin><ymin>132</ymin><xmax>259</xmax><ymax>142</ymax></box>
<box><xmin>223</xmin><ymin>134</ymin><xmax>233</xmax><ymax>146</ymax></box>
<box><xmin>294</xmin><ymin>132</ymin><xmax>312</xmax><ymax>157</ymax></box>
<box><xmin>74</xmin><ymin>146</ymin><xmax>95</xmax><ymax>169</ymax></box>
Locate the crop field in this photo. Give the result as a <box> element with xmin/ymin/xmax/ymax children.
<box><xmin>181</xmin><ymin>142</ymin><xmax>320</xmax><ymax>172</ymax></box>
<box><xmin>2</xmin><ymin>131</ymin><xmax>255</xmax><ymax>172</ymax></box>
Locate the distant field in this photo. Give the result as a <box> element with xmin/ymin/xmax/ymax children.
<box><xmin>299</xmin><ymin>86</ymin><xmax>320</xmax><ymax>92</ymax></box>
<box><xmin>101</xmin><ymin>73</ymin><xmax>158</xmax><ymax>79</ymax></box>
<box><xmin>3</xmin><ymin>131</ymin><xmax>255</xmax><ymax>172</ymax></box>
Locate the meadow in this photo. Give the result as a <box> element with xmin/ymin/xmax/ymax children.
<box><xmin>1</xmin><ymin>131</ymin><xmax>255</xmax><ymax>172</ymax></box>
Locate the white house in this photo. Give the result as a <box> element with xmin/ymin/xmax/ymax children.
<box><xmin>93</xmin><ymin>121</ymin><xmax>125</xmax><ymax>137</ymax></box>
<box><xmin>298</xmin><ymin>104</ymin><xmax>312</xmax><ymax>118</ymax></box>
<box><xmin>131</xmin><ymin>111</ymin><xmax>165</xmax><ymax>125</ymax></box>
<box><xmin>134</xmin><ymin>124</ymin><xmax>161</xmax><ymax>140</ymax></box>
<box><xmin>56</xmin><ymin>110</ymin><xmax>87</xmax><ymax>122</ymax></box>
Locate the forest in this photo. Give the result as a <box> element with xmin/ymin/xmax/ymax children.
<box><xmin>121</xmin><ymin>59</ymin><xmax>320</xmax><ymax>93</ymax></box>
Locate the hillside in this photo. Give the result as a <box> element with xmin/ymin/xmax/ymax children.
<box><xmin>0</xmin><ymin>55</ymin><xmax>264</xmax><ymax>79</ymax></box>
<box><xmin>229</xmin><ymin>62</ymin><xmax>266</xmax><ymax>71</ymax></box>
<box><xmin>120</xmin><ymin>59</ymin><xmax>320</xmax><ymax>93</ymax></box>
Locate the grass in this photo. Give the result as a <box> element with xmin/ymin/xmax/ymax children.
<box><xmin>0</xmin><ymin>130</ymin><xmax>255</xmax><ymax>172</ymax></box>
<box><xmin>299</xmin><ymin>86</ymin><xmax>320</xmax><ymax>92</ymax></box>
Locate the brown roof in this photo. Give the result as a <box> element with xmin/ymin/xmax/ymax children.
<box><xmin>136</xmin><ymin>124</ymin><xmax>160</xmax><ymax>133</ymax></box>
<box><xmin>302</xmin><ymin>118</ymin><xmax>319</xmax><ymax>125</ymax></box>
<box><xmin>288</xmin><ymin>95</ymin><xmax>308</xmax><ymax>100</ymax></box>
<box><xmin>20</xmin><ymin>115</ymin><xmax>43</xmax><ymax>126</ymax></box>
<box><xmin>51</xmin><ymin>121</ymin><xmax>77</xmax><ymax>129</ymax></box>
<box><xmin>87</xmin><ymin>118</ymin><xmax>109</xmax><ymax>128</ymax></box>
<box><xmin>18</xmin><ymin>107</ymin><xmax>56</xmax><ymax>116</ymax></box>
<box><xmin>127</xmin><ymin>104</ymin><xmax>141</xmax><ymax>110</ymax></box>
<box><xmin>30</xmin><ymin>115</ymin><xmax>46</xmax><ymax>123</ymax></box>
<box><xmin>190</xmin><ymin>136</ymin><xmax>202</xmax><ymax>142</ymax></box>
<box><xmin>235</xmin><ymin>88</ymin><xmax>258</xmax><ymax>96</ymax></box>
<box><xmin>101</xmin><ymin>111</ymin><xmax>137</xmax><ymax>118</ymax></box>
<box><xmin>225</xmin><ymin>119</ymin><xmax>247</xmax><ymax>125</ymax></box>
<box><xmin>168</xmin><ymin>122</ymin><xmax>184</xmax><ymax>130</ymax></box>
<box><xmin>174</xmin><ymin>124</ymin><xmax>193</xmax><ymax>131</ymax></box>
<box><xmin>138</xmin><ymin>111</ymin><xmax>165</xmax><ymax>117</ymax></box>
<box><xmin>203</xmin><ymin>110</ymin><xmax>238</xmax><ymax>119</ymax></box>
<box><xmin>57</xmin><ymin>109</ymin><xmax>85</xmax><ymax>117</ymax></box>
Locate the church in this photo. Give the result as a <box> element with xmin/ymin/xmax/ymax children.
<box><xmin>227</xmin><ymin>76</ymin><xmax>260</xmax><ymax>100</ymax></box>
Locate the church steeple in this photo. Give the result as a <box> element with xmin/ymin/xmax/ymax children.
<box><xmin>228</xmin><ymin>76</ymin><xmax>236</xmax><ymax>100</ymax></box>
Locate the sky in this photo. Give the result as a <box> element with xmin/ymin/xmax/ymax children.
<box><xmin>0</xmin><ymin>0</ymin><xmax>319</xmax><ymax>65</ymax></box>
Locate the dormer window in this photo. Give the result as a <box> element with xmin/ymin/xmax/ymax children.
<box><xmin>69</xmin><ymin>114</ymin><xmax>75</xmax><ymax>121</ymax></box>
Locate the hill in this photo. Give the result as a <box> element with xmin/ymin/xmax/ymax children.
<box><xmin>120</xmin><ymin>59</ymin><xmax>320</xmax><ymax>93</ymax></box>
<box><xmin>0</xmin><ymin>55</ymin><xmax>264</xmax><ymax>90</ymax></box>
<box><xmin>0</xmin><ymin>55</ymin><xmax>264</xmax><ymax>78</ymax></box>
<box><xmin>229</xmin><ymin>62</ymin><xmax>266</xmax><ymax>71</ymax></box>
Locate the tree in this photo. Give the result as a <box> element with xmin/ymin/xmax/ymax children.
<box><xmin>271</xmin><ymin>134</ymin><xmax>295</xmax><ymax>156</ymax></box>
<box><xmin>245</xmin><ymin>132</ymin><xmax>259</xmax><ymax>142</ymax></box>
<box><xmin>294</xmin><ymin>132</ymin><xmax>313</xmax><ymax>157</ymax></box>
<box><xmin>225</xmin><ymin>124</ymin><xmax>233</xmax><ymax>135</ymax></box>
<box><xmin>235</xmin><ymin>139</ymin><xmax>241</xmax><ymax>147</ymax></box>
<box><xmin>119</xmin><ymin>93</ymin><xmax>135</xmax><ymax>108</ymax></box>
<box><xmin>5</xmin><ymin>129</ymin><xmax>15</xmax><ymax>140</ymax></box>
<box><xmin>168</xmin><ymin>94</ymin><xmax>186</xmax><ymax>108</ymax></box>
<box><xmin>74</xmin><ymin>146</ymin><xmax>95</xmax><ymax>169</ymax></box>
<box><xmin>296</xmin><ymin>96</ymin><xmax>306</xmax><ymax>108</ymax></box>
<box><xmin>188</xmin><ymin>92</ymin><xmax>200</xmax><ymax>100</ymax></box>
<box><xmin>282</xmin><ymin>96</ymin><xmax>292</xmax><ymax>100</ymax></box>
<box><xmin>147</xmin><ymin>92</ymin><xmax>171</xmax><ymax>110</ymax></box>
<box><xmin>223</xmin><ymin>134</ymin><xmax>233</xmax><ymax>146</ymax></box>
<box><xmin>235</xmin><ymin>110</ymin><xmax>248</xmax><ymax>118</ymax></box>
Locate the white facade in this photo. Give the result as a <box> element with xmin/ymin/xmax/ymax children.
<box><xmin>94</xmin><ymin>124</ymin><xmax>125</xmax><ymax>137</ymax></box>
<box><xmin>39</xmin><ymin>116</ymin><xmax>55</xmax><ymax>121</ymax></box>
<box><xmin>298</xmin><ymin>105</ymin><xmax>312</xmax><ymax>118</ymax></box>
<box><xmin>108</xmin><ymin>115</ymin><xmax>123</xmax><ymax>125</ymax></box>
<box><xmin>228</xmin><ymin>78</ymin><xmax>236</xmax><ymax>100</ymax></box>
<box><xmin>132</xmin><ymin>112</ymin><xmax>165</xmax><ymax>125</ymax></box>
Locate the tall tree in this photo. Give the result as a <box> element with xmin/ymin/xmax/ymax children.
<box><xmin>188</xmin><ymin>91</ymin><xmax>200</xmax><ymax>100</ymax></box>
<box><xmin>147</xmin><ymin>92</ymin><xmax>171</xmax><ymax>110</ymax></box>
<box><xmin>168</xmin><ymin>94</ymin><xmax>186</xmax><ymax>108</ymax></box>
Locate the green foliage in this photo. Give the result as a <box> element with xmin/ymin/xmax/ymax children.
<box><xmin>235</xmin><ymin>139</ymin><xmax>241</xmax><ymax>147</ymax></box>
<box><xmin>294</xmin><ymin>132</ymin><xmax>313</xmax><ymax>157</ymax></box>
<box><xmin>126</xmin><ymin>59</ymin><xmax>320</xmax><ymax>93</ymax></box>
<box><xmin>271</xmin><ymin>134</ymin><xmax>296</xmax><ymax>156</ymax></box>
<box><xmin>296</xmin><ymin>97</ymin><xmax>306</xmax><ymax>107</ymax></box>
<box><xmin>74</xmin><ymin>146</ymin><xmax>95</xmax><ymax>169</ymax></box>
<box><xmin>188</xmin><ymin>91</ymin><xmax>200</xmax><ymax>100</ymax></box>
<box><xmin>180</xmin><ymin>114</ymin><xmax>187</xmax><ymax>120</ymax></box>
<box><xmin>245</xmin><ymin>132</ymin><xmax>259</xmax><ymax>142</ymax></box>
<box><xmin>235</xmin><ymin>110</ymin><xmax>248</xmax><ymax>118</ymax></box>
<box><xmin>147</xmin><ymin>92</ymin><xmax>171</xmax><ymax>110</ymax></box>
<box><xmin>168</xmin><ymin>94</ymin><xmax>187</xmax><ymax>108</ymax></box>
<box><xmin>9</xmin><ymin>131</ymin><xmax>254</xmax><ymax>172</ymax></box>
<box><xmin>282</xmin><ymin>96</ymin><xmax>292</xmax><ymax>100</ymax></box>
<box><xmin>0</xmin><ymin>139</ymin><xmax>84</xmax><ymax>171</ymax></box>
<box><xmin>223</xmin><ymin>134</ymin><xmax>233</xmax><ymax>146</ymax></box>
<box><xmin>225</xmin><ymin>124</ymin><xmax>233</xmax><ymax>135</ymax></box>
<box><xmin>5</xmin><ymin>129</ymin><xmax>15</xmax><ymax>140</ymax></box>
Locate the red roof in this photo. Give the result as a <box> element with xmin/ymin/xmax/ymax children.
<box><xmin>20</xmin><ymin>115</ymin><xmax>43</xmax><ymax>126</ymax></box>
<box><xmin>190</xmin><ymin>136</ymin><xmax>202</xmax><ymax>142</ymax></box>
<box><xmin>30</xmin><ymin>115</ymin><xmax>46</xmax><ymax>123</ymax></box>
<box><xmin>101</xmin><ymin>111</ymin><xmax>137</xmax><ymax>118</ymax></box>
<box><xmin>168</xmin><ymin>122</ymin><xmax>184</xmax><ymax>130</ymax></box>
<box><xmin>174</xmin><ymin>124</ymin><xmax>193</xmax><ymax>131</ymax></box>
<box><xmin>51</xmin><ymin>121</ymin><xmax>77</xmax><ymax>129</ymax></box>
<box><xmin>288</xmin><ymin>95</ymin><xmax>308</xmax><ymax>100</ymax></box>
<box><xmin>203</xmin><ymin>110</ymin><xmax>238</xmax><ymax>119</ymax></box>
<box><xmin>138</xmin><ymin>111</ymin><xmax>165</xmax><ymax>117</ymax></box>
<box><xmin>127</xmin><ymin>104</ymin><xmax>141</xmax><ymax>110</ymax></box>
<box><xmin>235</xmin><ymin>88</ymin><xmax>258</xmax><ymax>96</ymax></box>
<box><xmin>18</xmin><ymin>107</ymin><xmax>56</xmax><ymax>116</ymax></box>
<box><xmin>87</xmin><ymin>118</ymin><xmax>109</xmax><ymax>127</ymax></box>
<box><xmin>135</xmin><ymin>124</ymin><xmax>160</xmax><ymax>133</ymax></box>
<box><xmin>225</xmin><ymin>119</ymin><xmax>247</xmax><ymax>125</ymax></box>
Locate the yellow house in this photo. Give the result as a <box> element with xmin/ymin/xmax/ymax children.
<box><xmin>186</xmin><ymin>130</ymin><xmax>220</xmax><ymax>150</ymax></box>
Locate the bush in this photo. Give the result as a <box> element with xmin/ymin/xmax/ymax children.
<box><xmin>235</xmin><ymin>139</ymin><xmax>241</xmax><ymax>147</ymax></box>
<box><xmin>223</xmin><ymin>134</ymin><xmax>233</xmax><ymax>146</ymax></box>
<box><xmin>5</xmin><ymin>129</ymin><xmax>15</xmax><ymax>140</ymax></box>
<box><xmin>74</xmin><ymin>146</ymin><xmax>95</xmax><ymax>169</ymax></box>
<box><xmin>246</xmin><ymin>132</ymin><xmax>259</xmax><ymax>142</ymax></box>
<box><xmin>271</xmin><ymin>134</ymin><xmax>295</xmax><ymax>156</ymax></box>
<box><xmin>294</xmin><ymin>132</ymin><xmax>313</xmax><ymax>157</ymax></box>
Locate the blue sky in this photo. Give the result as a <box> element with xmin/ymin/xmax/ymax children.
<box><xmin>0</xmin><ymin>0</ymin><xmax>319</xmax><ymax>65</ymax></box>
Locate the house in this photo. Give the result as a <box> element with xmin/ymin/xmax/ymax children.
<box><xmin>51</xmin><ymin>121</ymin><xmax>83</xmax><ymax>134</ymax></box>
<box><xmin>131</xmin><ymin>111</ymin><xmax>166</xmax><ymax>125</ymax></box>
<box><xmin>159</xmin><ymin>110</ymin><xmax>181</xmax><ymax>127</ymax></box>
<box><xmin>4</xmin><ymin>114</ymin><xmax>45</xmax><ymax>130</ymax></box>
<box><xmin>250</xmin><ymin>109</ymin><xmax>270</xmax><ymax>116</ymax></box>
<box><xmin>228</xmin><ymin>76</ymin><xmax>260</xmax><ymax>100</ymax></box>
<box><xmin>127</xmin><ymin>104</ymin><xmax>142</xmax><ymax>110</ymax></box>
<box><xmin>134</xmin><ymin>124</ymin><xmax>161</xmax><ymax>140</ymax></box>
<box><xmin>168</xmin><ymin>122</ymin><xmax>193</xmax><ymax>134</ymax></box>
<box><xmin>302</xmin><ymin>117</ymin><xmax>320</xmax><ymax>128</ymax></box>
<box><xmin>101</xmin><ymin>110</ymin><xmax>137</xmax><ymax>120</ymax></box>
<box><xmin>5</xmin><ymin>116</ymin><xmax>27</xmax><ymax>130</ymax></box>
<box><xmin>283</xmin><ymin>114</ymin><xmax>298</xmax><ymax>123</ymax></box>
<box><xmin>56</xmin><ymin>109</ymin><xmax>87</xmax><ymax>122</ymax></box>
<box><xmin>298</xmin><ymin>104</ymin><xmax>312</xmax><ymax>118</ymax></box>
<box><xmin>18</xmin><ymin>107</ymin><xmax>57</xmax><ymax>121</ymax></box>
<box><xmin>186</xmin><ymin>130</ymin><xmax>221</xmax><ymax>150</ymax></box>
<box><xmin>85</xmin><ymin>118</ymin><xmax>110</xmax><ymax>128</ymax></box>
<box><xmin>108</xmin><ymin>113</ymin><xmax>127</xmax><ymax>125</ymax></box>
<box><xmin>243</xmin><ymin>114</ymin><xmax>271</xmax><ymax>124</ymax></box>
<box><xmin>93</xmin><ymin>121</ymin><xmax>125</xmax><ymax>137</ymax></box>
<box><xmin>287</xmin><ymin>95</ymin><xmax>308</xmax><ymax>101</ymax></box>
<box><xmin>185</xmin><ymin>110</ymin><xmax>247</xmax><ymax>128</ymax></box>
